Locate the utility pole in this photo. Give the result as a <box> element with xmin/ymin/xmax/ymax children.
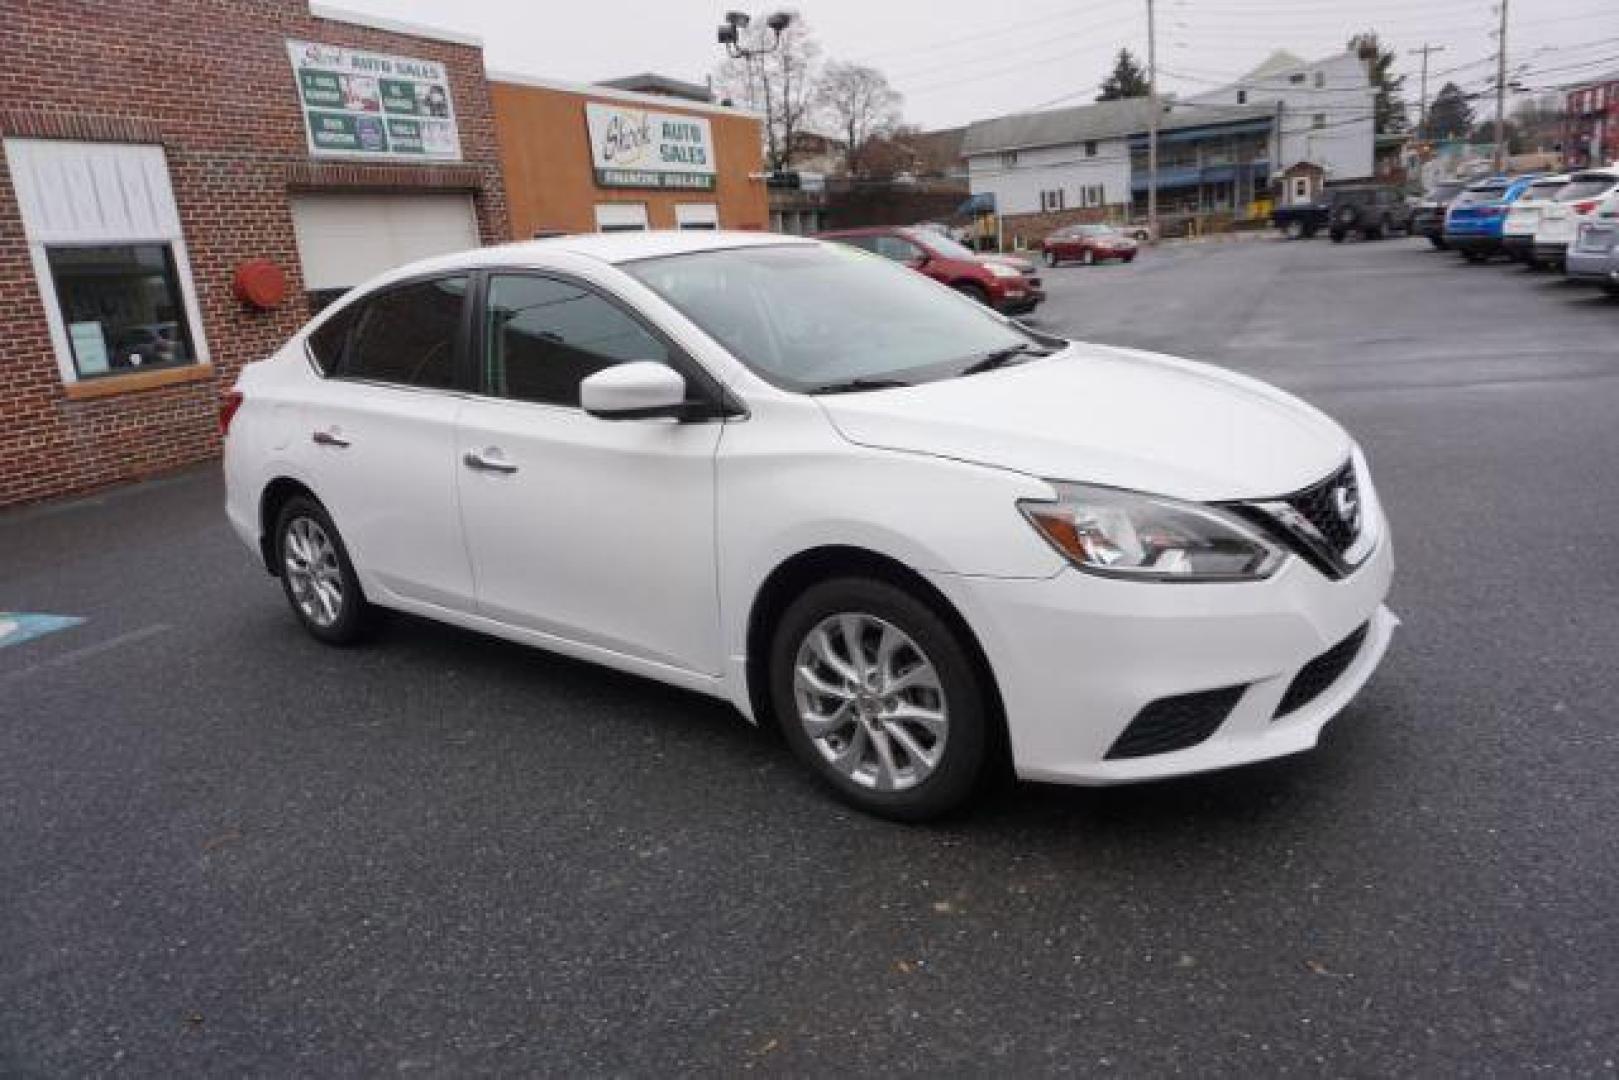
<box><xmin>1146</xmin><ymin>0</ymin><xmax>1159</xmax><ymax>241</ymax></box>
<box><xmin>1408</xmin><ymin>43</ymin><xmax>1446</xmax><ymax>137</ymax></box>
<box><xmin>1493</xmin><ymin>0</ymin><xmax>1509</xmax><ymax>170</ymax></box>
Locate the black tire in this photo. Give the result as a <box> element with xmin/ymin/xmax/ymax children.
<box><xmin>1429</xmin><ymin>234</ymin><xmax>1447</xmax><ymax>250</ymax></box>
<box><xmin>1329</xmin><ymin>230</ymin><xmax>1346</xmax><ymax>243</ymax></box>
<box><xmin>274</xmin><ymin>495</ymin><xmax>373</xmax><ymax>645</ymax></box>
<box><xmin>1283</xmin><ymin>219</ymin><xmax>1304</xmax><ymax>240</ymax></box>
<box><xmin>1080</xmin><ymin>249</ymin><xmax>1096</xmax><ymax>266</ymax></box>
<box><xmin>952</xmin><ymin>282</ymin><xmax>991</xmax><ymax>306</ymax></box>
<box><xmin>1603</xmin><ymin>281</ymin><xmax>1619</xmax><ymax>298</ymax></box>
<box><xmin>767</xmin><ymin>577</ymin><xmax>992</xmax><ymax>822</ymax></box>
<box><xmin>1302</xmin><ymin>223</ymin><xmax>1319</xmax><ymax>239</ymax></box>
<box><xmin>1463</xmin><ymin>250</ymin><xmax>1487</xmax><ymax>264</ymax></box>
<box><xmin>1042</xmin><ymin>249</ymin><xmax>1057</xmax><ymax>268</ymax></box>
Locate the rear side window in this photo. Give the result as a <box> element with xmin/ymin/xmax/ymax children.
<box><xmin>339</xmin><ymin>276</ymin><xmax>467</xmax><ymax>389</ymax></box>
<box><xmin>305</xmin><ymin>305</ymin><xmax>356</xmax><ymax>374</ymax></box>
<box><xmin>1558</xmin><ymin>177</ymin><xmax>1617</xmax><ymax>200</ymax></box>
<box><xmin>873</xmin><ymin>234</ymin><xmax>924</xmax><ymax>262</ymax></box>
<box><xmin>484</xmin><ymin>274</ymin><xmax>671</xmax><ymax>408</ymax></box>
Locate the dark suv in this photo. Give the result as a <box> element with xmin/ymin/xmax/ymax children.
<box><xmin>1326</xmin><ymin>185</ymin><xmax>1406</xmax><ymax>242</ymax></box>
<box><xmin>1410</xmin><ymin>180</ymin><xmax>1467</xmax><ymax>248</ymax></box>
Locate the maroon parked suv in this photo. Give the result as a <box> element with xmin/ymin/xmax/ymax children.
<box><xmin>817</xmin><ymin>226</ymin><xmax>1045</xmax><ymax>315</ymax></box>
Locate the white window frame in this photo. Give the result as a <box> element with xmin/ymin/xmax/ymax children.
<box><xmin>3</xmin><ymin>138</ymin><xmax>210</xmax><ymax>385</ymax></box>
<box><xmin>594</xmin><ymin>202</ymin><xmax>649</xmax><ymax>232</ymax></box>
<box><xmin>674</xmin><ymin>203</ymin><xmax>720</xmax><ymax>230</ymax></box>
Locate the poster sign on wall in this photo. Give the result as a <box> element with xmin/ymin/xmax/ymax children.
<box><xmin>287</xmin><ymin>40</ymin><xmax>461</xmax><ymax>162</ymax></box>
<box><xmin>586</xmin><ymin>103</ymin><xmax>716</xmax><ymax>191</ymax></box>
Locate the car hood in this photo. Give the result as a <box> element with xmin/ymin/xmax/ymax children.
<box><xmin>980</xmin><ymin>254</ymin><xmax>1036</xmax><ymax>272</ymax></box>
<box><xmin>816</xmin><ymin>343</ymin><xmax>1351</xmax><ymax>501</ymax></box>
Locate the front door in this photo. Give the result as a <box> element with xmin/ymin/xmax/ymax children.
<box><xmin>299</xmin><ymin>274</ymin><xmax>475</xmax><ymax>611</ymax></box>
<box><xmin>454</xmin><ymin>272</ymin><xmax>724</xmax><ymax>676</ymax></box>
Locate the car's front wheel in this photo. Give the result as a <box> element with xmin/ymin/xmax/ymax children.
<box><xmin>275</xmin><ymin>495</ymin><xmax>372</xmax><ymax>644</ymax></box>
<box><xmin>1284</xmin><ymin>219</ymin><xmax>1304</xmax><ymax>239</ymax></box>
<box><xmin>769</xmin><ymin>578</ymin><xmax>991</xmax><ymax>821</ymax></box>
<box><xmin>1080</xmin><ymin>249</ymin><xmax>1096</xmax><ymax>266</ymax></box>
<box><xmin>1042</xmin><ymin>249</ymin><xmax>1058</xmax><ymax>267</ymax></box>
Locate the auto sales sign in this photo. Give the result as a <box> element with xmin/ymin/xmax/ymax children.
<box><xmin>287</xmin><ymin>40</ymin><xmax>461</xmax><ymax>162</ymax></box>
<box><xmin>586</xmin><ymin>103</ymin><xmax>716</xmax><ymax>191</ymax></box>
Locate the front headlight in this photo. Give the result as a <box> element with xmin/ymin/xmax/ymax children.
<box><xmin>984</xmin><ymin>263</ymin><xmax>1023</xmax><ymax>279</ymax></box>
<box><xmin>1019</xmin><ymin>482</ymin><xmax>1284</xmax><ymax>582</ymax></box>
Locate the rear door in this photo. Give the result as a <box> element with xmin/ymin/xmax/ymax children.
<box><xmin>454</xmin><ymin>271</ymin><xmax>726</xmax><ymax>675</ymax></box>
<box><xmin>299</xmin><ymin>275</ymin><xmax>476</xmax><ymax>611</ymax></box>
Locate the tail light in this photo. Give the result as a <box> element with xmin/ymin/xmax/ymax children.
<box><xmin>1573</xmin><ymin>199</ymin><xmax>1599</xmax><ymax>215</ymax></box>
<box><xmin>219</xmin><ymin>390</ymin><xmax>244</xmax><ymax>436</ymax></box>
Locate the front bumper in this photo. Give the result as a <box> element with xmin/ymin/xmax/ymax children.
<box><xmin>929</xmin><ymin>514</ymin><xmax>1395</xmax><ymax>785</ymax></box>
<box><xmin>996</xmin><ymin>285</ymin><xmax>1045</xmax><ymax>314</ymax></box>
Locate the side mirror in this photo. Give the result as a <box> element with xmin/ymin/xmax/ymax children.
<box><xmin>581</xmin><ymin>361</ymin><xmax>689</xmax><ymax>421</ymax></box>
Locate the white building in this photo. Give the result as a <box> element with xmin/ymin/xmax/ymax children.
<box><xmin>1185</xmin><ymin>49</ymin><xmax>1376</xmax><ymax>183</ymax></box>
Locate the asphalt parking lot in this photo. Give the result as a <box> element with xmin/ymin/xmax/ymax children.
<box><xmin>4</xmin><ymin>236</ymin><xmax>1617</xmax><ymax>1076</ymax></box>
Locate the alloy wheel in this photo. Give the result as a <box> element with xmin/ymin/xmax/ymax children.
<box><xmin>283</xmin><ymin>516</ymin><xmax>344</xmax><ymax>628</ymax></box>
<box><xmin>792</xmin><ymin>613</ymin><xmax>948</xmax><ymax>792</ymax></box>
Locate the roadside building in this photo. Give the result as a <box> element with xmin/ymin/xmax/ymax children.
<box><xmin>1185</xmin><ymin>50</ymin><xmax>1377</xmax><ymax>184</ymax></box>
<box><xmin>1563</xmin><ymin>73</ymin><xmax>1619</xmax><ymax>168</ymax></box>
<box><xmin>1</xmin><ymin>1</ymin><xmax>508</xmax><ymax>507</ymax></box>
<box><xmin>962</xmin><ymin>97</ymin><xmax>1276</xmax><ymax>245</ymax></box>
<box><xmin>488</xmin><ymin>74</ymin><xmax>768</xmax><ymax>237</ymax></box>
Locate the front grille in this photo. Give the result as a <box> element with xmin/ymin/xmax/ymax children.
<box><xmin>1286</xmin><ymin>459</ymin><xmax>1362</xmax><ymax>557</ymax></box>
<box><xmin>1274</xmin><ymin>622</ymin><xmax>1369</xmax><ymax>719</ymax></box>
<box><xmin>1105</xmin><ymin>685</ymin><xmax>1246</xmax><ymax>760</ymax></box>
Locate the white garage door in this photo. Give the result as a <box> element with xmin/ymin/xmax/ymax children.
<box><xmin>289</xmin><ymin>193</ymin><xmax>479</xmax><ymax>291</ymax></box>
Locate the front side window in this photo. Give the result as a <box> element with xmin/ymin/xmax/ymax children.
<box><xmin>46</xmin><ymin>244</ymin><xmax>197</xmax><ymax>378</ymax></box>
<box><xmin>625</xmin><ymin>244</ymin><xmax>1046</xmax><ymax>393</ymax></box>
<box><xmin>484</xmin><ymin>274</ymin><xmax>672</xmax><ymax>408</ymax></box>
<box><xmin>339</xmin><ymin>276</ymin><xmax>466</xmax><ymax>389</ymax></box>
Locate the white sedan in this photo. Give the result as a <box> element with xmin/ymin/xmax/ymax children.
<box><xmin>223</xmin><ymin>232</ymin><xmax>1395</xmax><ymax>820</ymax></box>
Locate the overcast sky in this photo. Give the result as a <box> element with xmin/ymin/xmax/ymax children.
<box><xmin>336</xmin><ymin>0</ymin><xmax>1619</xmax><ymax>130</ymax></box>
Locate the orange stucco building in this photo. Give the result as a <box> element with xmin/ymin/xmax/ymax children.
<box><xmin>489</xmin><ymin>74</ymin><xmax>769</xmax><ymax>238</ymax></box>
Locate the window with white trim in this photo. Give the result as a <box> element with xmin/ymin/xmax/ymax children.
<box><xmin>3</xmin><ymin>139</ymin><xmax>208</xmax><ymax>384</ymax></box>
<box><xmin>594</xmin><ymin>202</ymin><xmax>649</xmax><ymax>232</ymax></box>
<box><xmin>1040</xmin><ymin>189</ymin><xmax>1066</xmax><ymax>212</ymax></box>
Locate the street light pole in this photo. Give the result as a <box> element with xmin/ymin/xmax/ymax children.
<box><xmin>1146</xmin><ymin>0</ymin><xmax>1159</xmax><ymax>242</ymax></box>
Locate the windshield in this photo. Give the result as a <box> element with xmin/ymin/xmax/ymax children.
<box><xmin>624</xmin><ymin>244</ymin><xmax>1047</xmax><ymax>392</ymax></box>
<box><xmin>905</xmin><ymin>230</ymin><xmax>977</xmax><ymax>260</ymax></box>
<box><xmin>1080</xmin><ymin>224</ymin><xmax>1116</xmax><ymax>236</ymax></box>
<box><xmin>1558</xmin><ymin>176</ymin><xmax>1618</xmax><ymax>200</ymax></box>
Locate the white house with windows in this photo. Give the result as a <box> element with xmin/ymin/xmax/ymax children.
<box><xmin>1184</xmin><ymin>50</ymin><xmax>1376</xmax><ymax>184</ymax></box>
<box><xmin>962</xmin><ymin>97</ymin><xmax>1146</xmax><ymax>221</ymax></box>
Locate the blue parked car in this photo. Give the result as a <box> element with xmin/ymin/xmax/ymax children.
<box><xmin>1443</xmin><ymin>174</ymin><xmax>1546</xmax><ymax>262</ymax></box>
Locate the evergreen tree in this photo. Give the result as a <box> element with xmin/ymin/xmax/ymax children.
<box><xmin>1349</xmin><ymin>32</ymin><xmax>1409</xmax><ymax>135</ymax></box>
<box><xmin>1426</xmin><ymin>81</ymin><xmax>1474</xmax><ymax>141</ymax></box>
<box><xmin>1097</xmin><ymin>49</ymin><xmax>1150</xmax><ymax>101</ymax></box>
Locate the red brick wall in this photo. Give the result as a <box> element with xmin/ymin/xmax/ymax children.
<box><xmin>0</xmin><ymin>0</ymin><xmax>509</xmax><ymax>507</ymax></box>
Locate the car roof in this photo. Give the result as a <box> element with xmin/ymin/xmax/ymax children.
<box><xmin>368</xmin><ymin>230</ymin><xmax>816</xmax><ymax>283</ymax></box>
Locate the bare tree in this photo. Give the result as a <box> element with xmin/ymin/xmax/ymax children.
<box><xmin>712</xmin><ymin>11</ymin><xmax>821</xmax><ymax>172</ymax></box>
<box><xmin>819</xmin><ymin>61</ymin><xmax>903</xmax><ymax>174</ymax></box>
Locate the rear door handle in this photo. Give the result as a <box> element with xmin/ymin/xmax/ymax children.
<box><xmin>312</xmin><ymin>429</ymin><xmax>350</xmax><ymax>448</ymax></box>
<box><xmin>463</xmin><ymin>449</ymin><xmax>518</xmax><ymax>474</ymax></box>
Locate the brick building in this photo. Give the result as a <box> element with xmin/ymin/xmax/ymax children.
<box><xmin>0</xmin><ymin>1</ymin><xmax>509</xmax><ymax>507</ymax></box>
<box><xmin>1564</xmin><ymin>73</ymin><xmax>1619</xmax><ymax>169</ymax></box>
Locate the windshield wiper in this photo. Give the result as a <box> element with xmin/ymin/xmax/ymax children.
<box><xmin>958</xmin><ymin>342</ymin><xmax>1054</xmax><ymax>377</ymax></box>
<box><xmin>808</xmin><ymin>377</ymin><xmax>914</xmax><ymax>395</ymax></box>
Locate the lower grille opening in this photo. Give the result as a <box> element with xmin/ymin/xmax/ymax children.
<box><xmin>1105</xmin><ymin>685</ymin><xmax>1246</xmax><ymax>760</ymax></box>
<box><xmin>1274</xmin><ymin>622</ymin><xmax>1370</xmax><ymax>720</ymax></box>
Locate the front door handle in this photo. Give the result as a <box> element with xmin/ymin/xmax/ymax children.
<box><xmin>312</xmin><ymin>429</ymin><xmax>350</xmax><ymax>448</ymax></box>
<box><xmin>463</xmin><ymin>449</ymin><xmax>518</xmax><ymax>474</ymax></box>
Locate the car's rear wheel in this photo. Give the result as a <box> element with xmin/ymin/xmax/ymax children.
<box><xmin>1080</xmin><ymin>249</ymin><xmax>1096</xmax><ymax>266</ymax></box>
<box><xmin>1042</xmin><ymin>249</ymin><xmax>1058</xmax><ymax>267</ymax></box>
<box><xmin>768</xmin><ymin>578</ymin><xmax>990</xmax><ymax>821</ymax></box>
<box><xmin>1284</xmin><ymin>219</ymin><xmax>1304</xmax><ymax>239</ymax></box>
<box><xmin>1603</xmin><ymin>281</ymin><xmax>1619</xmax><ymax>298</ymax></box>
<box><xmin>1429</xmin><ymin>235</ymin><xmax>1447</xmax><ymax>249</ymax></box>
<box><xmin>952</xmin><ymin>282</ymin><xmax>990</xmax><ymax>306</ymax></box>
<box><xmin>275</xmin><ymin>495</ymin><xmax>371</xmax><ymax>645</ymax></box>
<box><xmin>1330</xmin><ymin>230</ymin><xmax>1346</xmax><ymax>243</ymax></box>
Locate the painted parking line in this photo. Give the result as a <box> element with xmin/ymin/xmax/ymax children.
<box><xmin>0</xmin><ymin>612</ymin><xmax>85</xmax><ymax>649</ymax></box>
<box><xmin>0</xmin><ymin>623</ymin><xmax>171</xmax><ymax>687</ymax></box>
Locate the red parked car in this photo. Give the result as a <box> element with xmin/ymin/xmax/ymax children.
<box><xmin>816</xmin><ymin>226</ymin><xmax>1044</xmax><ymax>314</ymax></box>
<box><xmin>1041</xmin><ymin>223</ymin><xmax>1139</xmax><ymax>267</ymax></box>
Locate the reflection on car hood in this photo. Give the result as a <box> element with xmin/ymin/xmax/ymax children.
<box><xmin>816</xmin><ymin>343</ymin><xmax>1351</xmax><ymax>501</ymax></box>
<box><xmin>980</xmin><ymin>254</ymin><xmax>1036</xmax><ymax>272</ymax></box>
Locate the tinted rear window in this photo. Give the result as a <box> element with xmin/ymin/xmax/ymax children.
<box><xmin>1525</xmin><ymin>181</ymin><xmax>1567</xmax><ymax>199</ymax></box>
<box><xmin>1455</xmin><ymin>186</ymin><xmax>1506</xmax><ymax>206</ymax></box>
